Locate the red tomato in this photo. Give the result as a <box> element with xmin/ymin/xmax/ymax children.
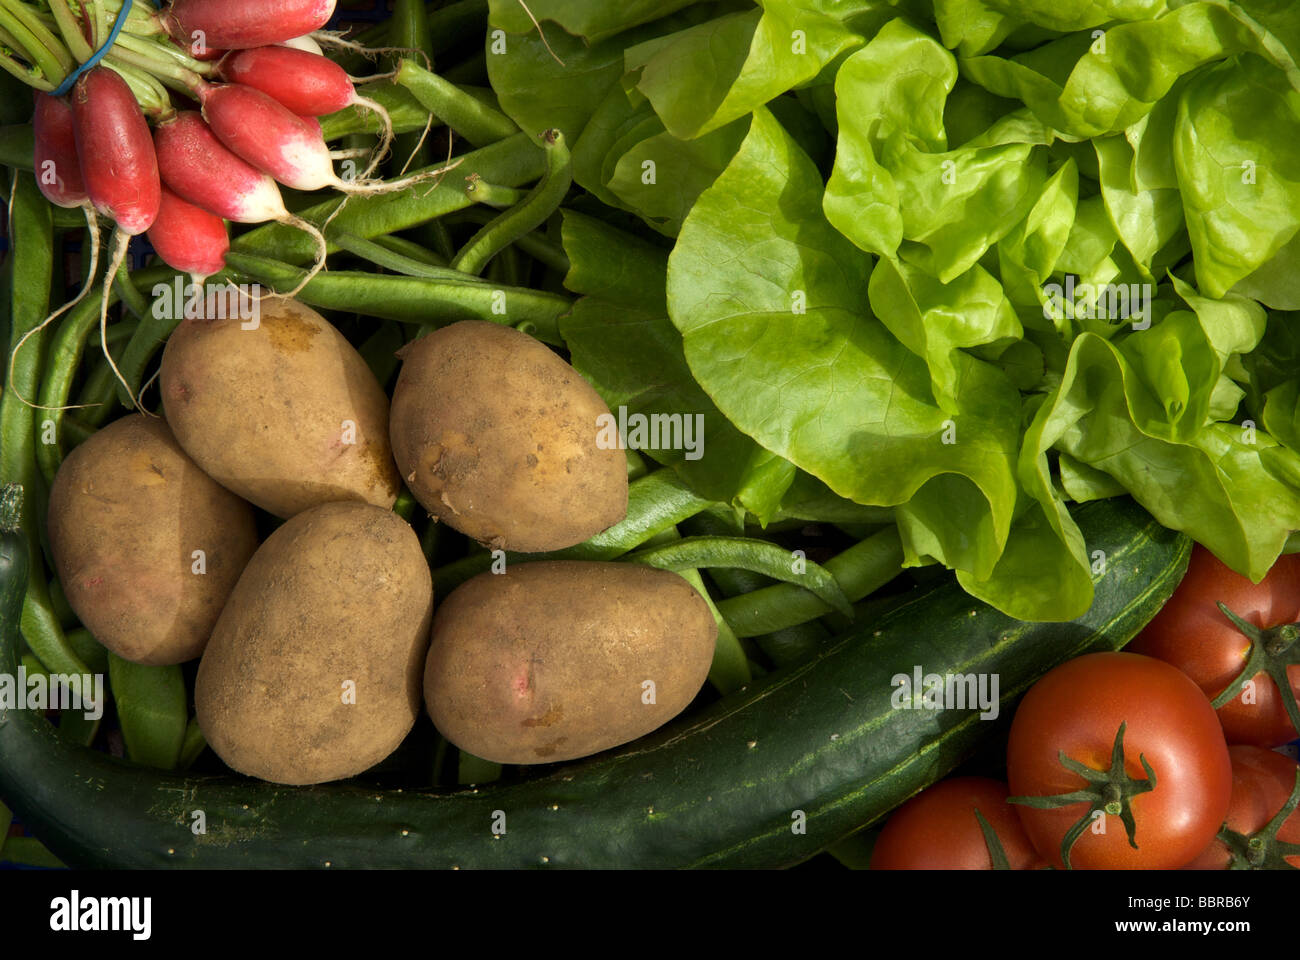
<box><xmin>1183</xmin><ymin>745</ymin><xmax>1300</xmax><ymax>870</ymax></box>
<box><xmin>1007</xmin><ymin>652</ymin><xmax>1232</xmax><ymax>869</ymax></box>
<box><xmin>1129</xmin><ymin>545</ymin><xmax>1300</xmax><ymax>747</ymax></box>
<box><xmin>870</xmin><ymin>777</ymin><xmax>1043</xmax><ymax>870</ymax></box>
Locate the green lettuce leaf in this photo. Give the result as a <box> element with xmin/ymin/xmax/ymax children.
<box><xmin>669</xmin><ymin>106</ymin><xmax>1026</xmax><ymax>586</ymax></box>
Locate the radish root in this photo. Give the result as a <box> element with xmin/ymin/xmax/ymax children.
<box><xmin>100</xmin><ymin>229</ymin><xmax>138</xmax><ymax>411</ymax></box>
<box><xmin>351</xmin><ymin>94</ymin><xmax>394</xmax><ymax>179</ymax></box>
<box><xmin>312</xmin><ymin>32</ymin><xmax>431</xmax><ymax>71</ymax></box>
<box><xmin>338</xmin><ymin>155</ymin><xmax>465</xmax><ymax>195</ymax></box>
<box><xmin>8</xmin><ymin>204</ymin><xmax>104</xmax><ymax>411</ymax></box>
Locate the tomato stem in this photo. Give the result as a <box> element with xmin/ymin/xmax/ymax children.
<box><xmin>1212</xmin><ymin>602</ymin><xmax>1300</xmax><ymax>739</ymax></box>
<box><xmin>973</xmin><ymin>808</ymin><xmax>1010</xmax><ymax>870</ymax></box>
<box><xmin>1216</xmin><ymin>769</ymin><xmax>1300</xmax><ymax>870</ymax></box>
<box><xmin>1008</xmin><ymin>722</ymin><xmax>1156</xmax><ymax>870</ymax></box>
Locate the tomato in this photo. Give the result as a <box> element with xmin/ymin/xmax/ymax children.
<box><xmin>1006</xmin><ymin>652</ymin><xmax>1232</xmax><ymax>870</ymax></box>
<box><xmin>869</xmin><ymin>777</ymin><xmax>1043</xmax><ymax>870</ymax></box>
<box><xmin>1183</xmin><ymin>746</ymin><xmax>1300</xmax><ymax>870</ymax></box>
<box><xmin>1129</xmin><ymin>545</ymin><xmax>1300</xmax><ymax>747</ymax></box>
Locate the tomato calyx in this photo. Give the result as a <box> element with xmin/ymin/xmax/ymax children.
<box><xmin>1212</xmin><ymin>602</ymin><xmax>1300</xmax><ymax>736</ymax></box>
<box><xmin>973</xmin><ymin>808</ymin><xmax>1010</xmax><ymax>870</ymax></box>
<box><xmin>1008</xmin><ymin>722</ymin><xmax>1156</xmax><ymax>870</ymax></box>
<box><xmin>1217</xmin><ymin>769</ymin><xmax>1300</xmax><ymax>871</ymax></box>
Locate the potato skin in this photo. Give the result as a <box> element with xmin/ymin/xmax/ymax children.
<box><xmin>47</xmin><ymin>414</ymin><xmax>258</xmax><ymax>666</ymax></box>
<box><xmin>195</xmin><ymin>501</ymin><xmax>432</xmax><ymax>785</ymax></box>
<box><xmin>389</xmin><ymin>321</ymin><xmax>628</xmax><ymax>553</ymax></box>
<box><xmin>424</xmin><ymin>561</ymin><xmax>716</xmax><ymax>764</ymax></box>
<box><xmin>160</xmin><ymin>297</ymin><xmax>400</xmax><ymax>519</ymax></box>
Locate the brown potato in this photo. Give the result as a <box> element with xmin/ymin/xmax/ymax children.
<box><xmin>159</xmin><ymin>297</ymin><xmax>399</xmax><ymax>519</ymax></box>
<box><xmin>389</xmin><ymin>321</ymin><xmax>628</xmax><ymax>553</ymax></box>
<box><xmin>47</xmin><ymin>414</ymin><xmax>258</xmax><ymax>665</ymax></box>
<box><xmin>424</xmin><ymin>561</ymin><xmax>716</xmax><ymax>764</ymax></box>
<box><xmin>195</xmin><ymin>501</ymin><xmax>432</xmax><ymax>785</ymax></box>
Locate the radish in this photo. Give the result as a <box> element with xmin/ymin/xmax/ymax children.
<box><xmin>197</xmin><ymin>82</ymin><xmax>450</xmax><ymax>193</ymax></box>
<box><xmin>70</xmin><ymin>67</ymin><xmax>164</xmax><ymax>411</ymax></box>
<box><xmin>147</xmin><ymin>186</ymin><xmax>230</xmax><ymax>284</ymax></box>
<box><xmin>154</xmin><ymin>111</ymin><xmax>286</xmax><ymax>223</ymax></box>
<box><xmin>217</xmin><ymin>46</ymin><xmax>356</xmax><ymax>116</ymax></box>
<box><xmin>33</xmin><ymin>93</ymin><xmax>88</xmax><ymax>209</ymax></box>
<box><xmin>9</xmin><ymin>95</ymin><xmax>103</xmax><ymax>410</ymax></box>
<box><xmin>30</xmin><ymin>92</ymin><xmax>101</xmax><ymax>332</ymax></box>
<box><xmin>162</xmin><ymin>0</ymin><xmax>337</xmax><ymax>51</ymax></box>
<box><xmin>281</xmin><ymin>34</ymin><xmax>324</xmax><ymax>56</ymax></box>
<box><xmin>153</xmin><ymin>111</ymin><xmax>327</xmax><ymax>299</ymax></box>
<box><xmin>71</xmin><ymin>68</ymin><xmax>161</xmax><ymax>236</ymax></box>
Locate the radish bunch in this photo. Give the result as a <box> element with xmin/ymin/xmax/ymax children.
<box><xmin>14</xmin><ymin>0</ymin><xmax>441</xmax><ymax>409</ymax></box>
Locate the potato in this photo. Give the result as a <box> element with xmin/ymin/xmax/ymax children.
<box><xmin>195</xmin><ymin>501</ymin><xmax>432</xmax><ymax>785</ymax></box>
<box><xmin>159</xmin><ymin>297</ymin><xmax>400</xmax><ymax>519</ymax></box>
<box><xmin>424</xmin><ymin>561</ymin><xmax>716</xmax><ymax>764</ymax></box>
<box><xmin>47</xmin><ymin>414</ymin><xmax>258</xmax><ymax>666</ymax></box>
<box><xmin>389</xmin><ymin>321</ymin><xmax>628</xmax><ymax>553</ymax></box>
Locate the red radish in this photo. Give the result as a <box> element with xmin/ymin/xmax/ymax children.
<box><xmin>154</xmin><ymin>111</ymin><xmax>286</xmax><ymax>222</ymax></box>
<box><xmin>162</xmin><ymin>0</ymin><xmax>336</xmax><ymax>51</ymax></box>
<box><xmin>170</xmin><ymin>34</ymin><xmax>226</xmax><ymax>61</ymax></box>
<box><xmin>32</xmin><ymin>93</ymin><xmax>88</xmax><ymax>208</ymax></box>
<box><xmin>152</xmin><ymin>111</ymin><xmax>328</xmax><ymax>301</ymax></box>
<box><xmin>147</xmin><ymin>186</ymin><xmax>230</xmax><ymax>282</ymax></box>
<box><xmin>70</xmin><ymin>68</ymin><xmax>161</xmax><ymax>236</ymax></box>
<box><xmin>217</xmin><ymin>46</ymin><xmax>354</xmax><ymax>116</ymax></box>
<box><xmin>198</xmin><ymin>82</ymin><xmax>439</xmax><ymax>194</ymax></box>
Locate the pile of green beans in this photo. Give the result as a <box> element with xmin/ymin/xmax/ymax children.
<box><xmin>0</xmin><ymin>5</ymin><xmax>911</xmax><ymax>829</ymax></box>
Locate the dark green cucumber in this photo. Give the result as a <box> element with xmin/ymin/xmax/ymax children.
<box><xmin>0</xmin><ymin>496</ymin><xmax>1189</xmax><ymax>869</ymax></box>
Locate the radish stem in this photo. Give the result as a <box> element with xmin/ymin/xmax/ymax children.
<box><xmin>0</xmin><ymin>0</ymin><xmax>70</xmax><ymax>85</ymax></box>
<box><xmin>47</xmin><ymin>0</ymin><xmax>93</xmax><ymax>63</ymax></box>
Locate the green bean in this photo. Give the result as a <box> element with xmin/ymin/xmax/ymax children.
<box><xmin>106</xmin><ymin>653</ymin><xmax>188</xmax><ymax>770</ymax></box>
<box><xmin>392</xmin><ymin>487</ymin><xmax>418</xmax><ymax>522</ymax></box>
<box><xmin>16</xmin><ymin>651</ymin><xmax>103</xmax><ymax>746</ymax></box>
<box><xmin>395</xmin><ymin>59</ymin><xmax>519</xmax><ymax>147</ymax></box>
<box><xmin>715</xmin><ymin>527</ymin><xmax>904</xmax><ymax>638</ymax></box>
<box><xmin>466</xmin><ymin>178</ymin><xmax>528</xmax><ymax>209</ymax></box>
<box><xmin>452</xmin><ymin>129</ymin><xmax>572</xmax><ymax>277</ymax></box>
<box><xmin>669</xmin><ymin>545</ymin><xmax>751</xmax><ymax>694</ymax></box>
<box><xmin>34</xmin><ymin>265</ymin><xmax>173</xmax><ymax>486</ymax></box>
<box><xmin>440</xmin><ymin>203</ymin><xmax>571</xmax><ymax>272</ymax></box>
<box><xmin>319</xmin><ymin>82</ymin><xmax>432</xmax><ymax>141</ymax></box>
<box><xmin>626</xmin><ymin>448</ymin><xmax>649</xmax><ymax>482</ymax></box>
<box><xmin>223</xmin><ymin>251</ymin><xmax>571</xmax><ymax>346</ymax></box>
<box><xmin>623</xmin><ymin>535</ymin><xmax>854</xmax><ymax>617</ymax></box>
<box><xmin>0</xmin><ymin>836</ymin><xmax>65</xmax><ymax>868</ymax></box>
<box><xmin>64</xmin><ymin>626</ymin><xmax>108</xmax><ymax>675</ymax></box>
<box><xmin>0</xmin><ymin>800</ymin><xmax>11</xmax><ymax>858</ymax></box>
<box><xmin>458</xmin><ymin>750</ymin><xmax>502</xmax><ymax>786</ymax></box>
<box><xmin>370</xmin><ymin>233</ymin><xmax>448</xmax><ymax>267</ymax></box>
<box><xmin>432</xmin><ymin>468</ymin><xmax>717</xmax><ymax>595</ymax></box>
<box><xmin>420</xmin><ymin>514</ymin><xmax>440</xmax><ymax>562</ymax></box>
<box><xmin>0</xmin><ymin>122</ymin><xmax>32</xmax><ymax>170</ymax></box>
<box><xmin>2</xmin><ymin>173</ymin><xmax>91</xmax><ymax>680</ymax></box>
<box><xmin>113</xmin><ymin>270</ymin><xmax>188</xmax><ymax>407</ymax></box>
<box><xmin>59</xmin><ymin>414</ymin><xmax>96</xmax><ymax>447</ymax></box>
<box><xmin>233</xmin><ymin>132</ymin><xmax>547</xmax><ymax>265</ymax></box>
<box><xmin>390</xmin><ymin>0</ymin><xmax>435</xmax><ymax>172</ymax></box>
<box><xmin>46</xmin><ymin>576</ymin><xmax>75</xmax><ymax>627</ymax></box>
<box><xmin>112</xmin><ymin>258</ymin><xmax>150</xmax><ymax>321</ymax></box>
<box><xmin>178</xmin><ymin>718</ymin><xmax>207</xmax><ymax>771</ymax></box>
<box><xmin>685</xmin><ymin>515</ymin><xmax>833</xmax><ymax>667</ymax></box>
<box><xmin>357</xmin><ymin>321</ymin><xmax>406</xmax><ymax>387</ymax></box>
<box><xmin>334</xmin><ymin>230</ymin><xmax>490</xmax><ymax>282</ymax></box>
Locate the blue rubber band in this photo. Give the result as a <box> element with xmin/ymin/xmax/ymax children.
<box><xmin>50</xmin><ymin>0</ymin><xmax>161</xmax><ymax>98</ymax></box>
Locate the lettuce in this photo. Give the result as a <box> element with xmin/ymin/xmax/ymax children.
<box><xmin>525</xmin><ymin>0</ymin><xmax>1300</xmax><ymax>619</ymax></box>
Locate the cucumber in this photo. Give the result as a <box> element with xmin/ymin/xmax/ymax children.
<box><xmin>0</xmin><ymin>496</ymin><xmax>1189</xmax><ymax>868</ymax></box>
